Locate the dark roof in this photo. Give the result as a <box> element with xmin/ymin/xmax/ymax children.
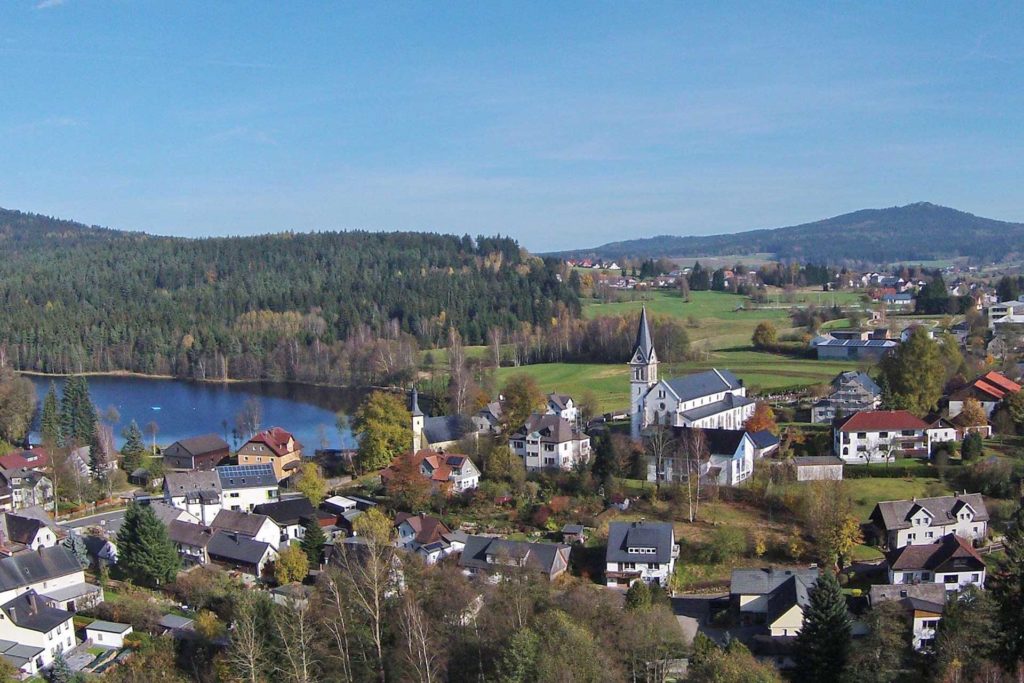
<box><xmin>1</xmin><ymin>591</ymin><xmax>71</xmax><ymax>633</ymax></box>
<box><xmin>167</xmin><ymin>520</ymin><xmax>214</xmax><ymax>548</ymax></box>
<box><xmin>833</xmin><ymin>371</ymin><xmax>881</xmax><ymax>396</ymax></box>
<box><xmin>207</xmin><ymin>531</ymin><xmax>272</xmax><ymax>566</ymax></box>
<box><xmin>766</xmin><ymin>575</ymin><xmax>810</xmax><ymax>625</ymax></box>
<box><xmin>886</xmin><ymin>534</ymin><xmax>985</xmax><ymax>572</ymax></box>
<box><xmin>211</xmin><ymin>509</ymin><xmax>275</xmax><ymax>537</ymax></box>
<box><xmin>2</xmin><ymin>513</ymin><xmax>45</xmax><ymax>545</ymax></box>
<box><xmin>663</xmin><ymin>369</ymin><xmax>742</xmax><ymax>402</ymax></box>
<box><xmin>547</xmin><ymin>393</ymin><xmax>573</xmax><ymax>410</ymax></box>
<box><xmin>679</xmin><ymin>393</ymin><xmax>754</xmax><ymax>422</ymax></box>
<box><xmin>511</xmin><ymin>413</ymin><xmax>586</xmax><ymax>443</ymax></box>
<box><xmin>215</xmin><ymin>464</ymin><xmax>277</xmax><ymax>489</ymax></box>
<box><xmin>730</xmin><ymin>567</ymin><xmax>819</xmax><ymax>596</ymax></box>
<box><xmin>632</xmin><ymin>306</ymin><xmax>655</xmax><ymax>363</ymax></box>
<box><xmin>147</xmin><ymin>501</ymin><xmax>190</xmax><ymax>526</ymax></box>
<box><xmin>164</xmin><ymin>470</ymin><xmax>221</xmax><ymax>496</ymax></box>
<box><xmin>561</xmin><ymin>524</ymin><xmax>585</xmax><ymax>535</ymax></box>
<box><xmin>85</xmin><ymin>620</ymin><xmax>132</xmax><ymax>634</ymax></box>
<box><xmin>423</xmin><ymin>414</ymin><xmax>473</xmax><ymax>445</ymax></box>
<box><xmin>792</xmin><ymin>456</ymin><xmax>844</xmax><ymax>467</ymax></box>
<box><xmin>868</xmin><ymin>582</ymin><xmax>947</xmax><ymax>607</ymax></box>
<box><xmin>410</xmin><ymin>389</ymin><xmax>424</xmax><ymax>418</ymax></box>
<box><xmin>748</xmin><ymin>430</ymin><xmax>780</xmax><ymax>450</ymax></box>
<box><xmin>254</xmin><ymin>498</ymin><xmax>316</xmax><ymax>526</ymax></box>
<box><xmin>871</xmin><ymin>493</ymin><xmax>988</xmax><ymax>531</ymax></box>
<box><xmin>605</xmin><ymin>521</ymin><xmax>674</xmax><ymax>563</ymax></box>
<box><xmin>0</xmin><ymin>546</ymin><xmax>81</xmax><ymax>593</ymax></box>
<box><xmin>700</xmin><ymin>429</ymin><xmax>748</xmax><ymax>456</ymax></box>
<box><xmin>166</xmin><ymin>434</ymin><xmax>229</xmax><ymax>458</ymax></box>
<box><xmin>458</xmin><ymin>536</ymin><xmax>570</xmax><ymax>578</ymax></box>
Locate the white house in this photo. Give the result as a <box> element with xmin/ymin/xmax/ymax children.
<box><xmin>885</xmin><ymin>534</ymin><xmax>986</xmax><ymax>591</ymax></box>
<box><xmin>0</xmin><ymin>512</ymin><xmax>58</xmax><ymax>554</ymax></box>
<box><xmin>926</xmin><ymin>419</ymin><xmax>959</xmax><ymax>453</ymax></box>
<box><xmin>253</xmin><ymin>498</ymin><xmax>318</xmax><ymax>542</ymax></box>
<box><xmin>0</xmin><ymin>591</ymin><xmax>75</xmax><ymax>673</ymax></box>
<box><xmin>810</xmin><ymin>371</ymin><xmax>882</xmax><ymax>424</ymax></box>
<box><xmin>987</xmin><ymin>299</ymin><xmax>1024</xmax><ymax>330</ymax></box>
<box><xmin>870</xmin><ymin>493</ymin><xmax>989</xmax><ymax>550</ymax></box>
<box><xmin>868</xmin><ymin>584</ymin><xmax>946</xmax><ymax>651</ymax></box>
<box><xmin>629</xmin><ymin>308</ymin><xmax>755</xmax><ymax>439</ymax></box>
<box><xmin>163</xmin><ymin>470</ymin><xmax>222</xmax><ymax>525</ymax></box>
<box><xmin>509</xmin><ymin>414</ymin><xmax>590</xmax><ymax>471</ymax></box>
<box><xmin>85</xmin><ymin>620</ymin><xmax>133</xmax><ymax>649</ymax></box>
<box><xmin>394</xmin><ymin>513</ymin><xmax>463</xmax><ymax>565</ymax></box>
<box><xmin>605</xmin><ymin>520</ymin><xmax>678</xmax><ymax>589</ymax></box>
<box><xmin>834</xmin><ymin>410</ymin><xmax>930</xmax><ymax>463</ymax></box>
<box><xmin>731</xmin><ymin>568</ymin><xmax>819</xmax><ymax>638</ymax></box>
<box><xmin>216</xmin><ymin>464</ymin><xmax>280</xmax><ymax>512</ymax></box>
<box><xmin>546</xmin><ymin>393</ymin><xmax>578</xmax><ymax>422</ymax></box>
<box><xmin>0</xmin><ymin>546</ymin><xmax>99</xmax><ymax>610</ymax></box>
<box><xmin>210</xmin><ymin>509</ymin><xmax>281</xmax><ymax>550</ymax></box>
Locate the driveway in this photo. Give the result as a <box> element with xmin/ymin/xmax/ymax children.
<box><xmin>61</xmin><ymin>509</ymin><xmax>126</xmax><ymax>535</ymax></box>
<box><xmin>672</xmin><ymin>594</ymin><xmax>726</xmax><ymax>646</ymax></box>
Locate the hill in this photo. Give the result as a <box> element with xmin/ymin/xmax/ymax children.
<box><xmin>555</xmin><ymin>202</ymin><xmax>1024</xmax><ymax>264</ymax></box>
<box><xmin>0</xmin><ymin>208</ymin><xmax>577</xmax><ymax>385</ymax></box>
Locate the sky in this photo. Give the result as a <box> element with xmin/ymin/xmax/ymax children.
<box><xmin>2</xmin><ymin>2</ymin><xmax>1024</xmax><ymax>252</ymax></box>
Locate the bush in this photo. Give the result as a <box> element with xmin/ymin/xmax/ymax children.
<box><xmin>703</xmin><ymin>527</ymin><xmax>746</xmax><ymax>564</ymax></box>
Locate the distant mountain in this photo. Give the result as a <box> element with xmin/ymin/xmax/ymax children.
<box><xmin>554</xmin><ymin>203</ymin><xmax>1024</xmax><ymax>264</ymax></box>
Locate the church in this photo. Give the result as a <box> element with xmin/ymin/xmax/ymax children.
<box><xmin>629</xmin><ymin>307</ymin><xmax>756</xmax><ymax>439</ymax></box>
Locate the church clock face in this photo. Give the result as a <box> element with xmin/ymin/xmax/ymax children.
<box><xmin>659</xmin><ymin>402</ymin><xmax>666</xmax><ymax>410</ymax></box>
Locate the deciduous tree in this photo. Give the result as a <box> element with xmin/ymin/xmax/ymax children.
<box><xmin>293</xmin><ymin>462</ymin><xmax>327</xmax><ymax>506</ymax></box>
<box><xmin>878</xmin><ymin>327</ymin><xmax>944</xmax><ymax>414</ymax></box>
<box><xmin>751</xmin><ymin>321</ymin><xmax>778</xmax><ymax>350</ymax></box>
<box><xmin>744</xmin><ymin>402</ymin><xmax>778</xmax><ymax>435</ymax></box>
<box><xmin>352</xmin><ymin>391</ymin><xmax>412</xmax><ymax>472</ymax></box>
<box><xmin>501</xmin><ymin>374</ymin><xmax>545</xmax><ymax>432</ymax></box>
<box><xmin>274</xmin><ymin>545</ymin><xmax>310</xmax><ymax>585</ymax></box>
<box><xmin>958</xmin><ymin>397</ymin><xmax>988</xmax><ymax>428</ymax></box>
<box><xmin>0</xmin><ymin>367</ymin><xmax>36</xmax><ymax>445</ymax></box>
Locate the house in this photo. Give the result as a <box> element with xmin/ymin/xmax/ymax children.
<box><xmin>322</xmin><ymin>495</ymin><xmax>360</xmax><ymax>515</ymax></box>
<box><xmin>253</xmin><ymin>497</ymin><xmax>317</xmax><ymax>542</ymax></box>
<box><xmin>0</xmin><ymin>512</ymin><xmax>58</xmax><ymax>555</ymax></box>
<box><xmin>0</xmin><ymin>468</ymin><xmax>54</xmax><ymax>513</ymax></box>
<box><xmin>216</xmin><ymin>464</ymin><xmax>280</xmax><ymax>512</ymax></box>
<box><xmin>748</xmin><ymin>430</ymin><xmax>781</xmax><ymax>458</ymax></box>
<box><xmin>85</xmin><ymin>620</ymin><xmax>133</xmax><ymax>649</ymax></box>
<box><xmin>157</xmin><ymin>614</ymin><xmax>196</xmax><ymax>639</ymax></box>
<box><xmin>410</xmin><ymin>390</ymin><xmax>474</xmax><ymax>452</ymax></box>
<box><xmin>702</xmin><ymin>429</ymin><xmax>757</xmax><ymax>486</ymax></box>
<box><xmin>605</xmin><ymin>520</ymin><xmax>678</xmax><ymax>589</ymax></box>
<box><xmin>987</xmin><ymin>299</ymin><xmax>1024</xmax><ymax>330</ymax></box>
<box><xmin>834</xmin><ymin>410</ymin><xmax>929</xmax><ymax>463</ymax></box>
<box><xmin>0</xmin><ymin>590</ymin><xmax>75</xmax><ymax>673</ymax></box>
<box><xmin>561</xmin><ymin>524</ymin><xmax>586</xmax><ymax>545</ymax></box>
<box><xmin>730</xmin><ymin>567</ymin><xmax>818</xmax><ymax>636</ymax></box>
<box><xmin>381</xmin><ymin>449</ymin><xmax>481</xmax><ymax>494</ymax></box>
<box><xmin>509</xmin><ymin>413</ymin><xmax>591</xmax><ymax>471</ymax></box>
<box><xmin>900</xmin><ymin>324</ymin><xmax>935</xmax><ymax>343</ymax></box>
<box><xmin>948</xmin><ymin>371</ymin><xmax>1021</xmax><ymax>419</ymax></box>
<box><xmin>629</xmin><ymin>308</ymin><xmax>755</xmax><ymax>439</ymax></box>
<box><xmin>144</xmin><ymin>500</ymin><xmax>200</xmax><ymax>527</ymax></box>
<box><xmin>811</xmin><ymin>371</ymin><xmax>882</xmax><ymax>424</ymax></box>
<box><xmin>162</xmin><ymin>435</ymin><xmax>230</xmax><ymax>471</ymax></box>
<box><xmin>459</xmin><ymin>536</ymin><xmax>571</xmax><ymax>581</ymax></box>
<box><xmin>869</xmin><ymin>493</ymin><xmax>988</xmax><ymax>549</ymax></box>
<box><xmin>868</xmin><ymin>584</ymin><xmax>946</xmax><ymax>651</ymax></box>
<box><xmin>885</xmin><ymin>534</ymin><xmax>986</xmax><ymax>591</ymax></box>
<box><xmin>393</xmin><ymin>512</ymin><xmax>463</xmax><ymax>564</ymax></box>
<box><xmin>237</xmin><ymin>427</ymin><xmax>303</xmax><ymax>482</ymax></box>
<box><xmin>81</xmin><ymin>534</ymin><xmax>118</xmax><ymax>568</ymax></box>
<box><xmin>210</xmin><ymin>509</ymin><xmax>281</xmax><ymax>550</ymax></box>
<box><xmin>163</xmin><ymin>470</ymin><xmax>222</xmax><ymax>524</ymax></box>
<box><xmin>810</xmin><ymin>335</ymin><xmax>899</xmax><ymax>361</ymax></box>
<box><xmin>546</xmin><ymin>393</ymin><xmax>578</xmax><ymax>422</ymax></box>
<box><xmin>471</xmin><ymin>401</ymin><xmax>503</xmax><ymax>435</ymax></box>
<box><xmin>167</xmin><ymin>520</ymin><xmax>214</xmax><ymax>566</ymax></box>
<box><xmin>270</xmin><ymin>582</ymin><xmax>314</xmax><ymax>608</ymax></box>
<box><xmin>950</xmin><ymin>320</ymin><xmax>971</xmax><ymax>344</ymax></box>
<box><xmin>0</xmin><ymin>545</ymin><xmax>101</xmax><ymax>612</ymax></box>
<box><xmin>926</xmin><ymin>418</ymin><xmax>959</xmax><ymax>452</ymax></box>
<box><xmin>0</xmin><ymin>449</ymin><xmax>50</xmax><ymax>473</ymax></box>
<box><xmin>883</xmin><ymin>291</ymin><xmax>915</xmax><ymax>307</ymax></box>
<box><xmin>206</xmin><ymin>531</ymin><xmax>277</xmax><ymax>580</ymax></box>
<box><xmin>792</xmin><ymin>456</ymin><xmax>844</xmax><ymax>481</ymax></box>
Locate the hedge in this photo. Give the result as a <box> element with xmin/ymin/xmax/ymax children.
<box><xmin>844</xmin><ymin>463</ymin><xmax>963</xmax><ymax>479</ymax></box>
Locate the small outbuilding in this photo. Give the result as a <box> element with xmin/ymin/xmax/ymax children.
<box><xmin>86</xmin><ymin>620</ymin><xmax>133</xmax><ymax>648</ymax></box>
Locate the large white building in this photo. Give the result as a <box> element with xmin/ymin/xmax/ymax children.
<box><xmin>870</xmin><ymin>493</ymin><xmax>989</xmax><ymax>550</ymax></box>
<box><xmin>629</xmin><ymin>307</ymin><xmax>754</xmax><ymax>439</ymax></box>
<box><xmin>885</xmin><ymin>534</ymin><xmax>986</xmax><ymax>591</ymax></box>
<box><xmin>833</xmin><ymin>410</ymin><xmax>929</xmax><ymax>463</ymax></box>
<box><xmin>604</xmin><ymin>520</ymin><xmax>678</xmax><ymax>589</ymax></box>
<box><xmin>509</xmin><ymin>414</ymin><xmax>591</xmax><ymax>471</ymax></box>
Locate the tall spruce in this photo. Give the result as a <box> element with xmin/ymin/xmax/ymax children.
<box><xmin>116</xmin><ymin>502</ymin><xmax>180</xmax><ymax>587</ymax></box>
<box><xmin>793</xmin><ymin>570</ymin><xmax>852</xmax><ymax>683</ymax></box>
<box><xmin>60</xmin><ymin>376</ymin><xmax>97</xmax><ymax>446</ymax></box>
<box><xmin>121</xmin><ymin>420</ymin><xmax>146</xmax><ymax>474</ymax></box>
<box><xmin>300</xmin><ymin>517</ymin><xmax>327</xmax><ymax>567</ymax></box>
<box><xmin>41</xmin><ymin>382</ymin><xmax>61</xmax><ymax>447</ymax></box>
<box><xmin>994</xmin><ymin>502</ymin><xmax>1024</xmax><ymax>670</ymax></box>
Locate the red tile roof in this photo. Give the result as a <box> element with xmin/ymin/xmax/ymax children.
<box><xmin>0</xmin><ymin>450</ymin><xmax>51</xmax><ymax>471</ymax></box>
<box><xmin>245</xmin><ymin>427</ymin><xmax>299</xmax><ymax>457</ymax></box>
<box><xmin>836</xmin><ymin>410</ymin><xmax>929</xmax><ymax>432</ymax></box>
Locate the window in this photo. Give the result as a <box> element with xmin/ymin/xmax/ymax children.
<box><xmin>922</xmin><ymin>620</ymin><xmax>938</xmax><ymax>629</ymax></box>
<box><xmin>650</xmin><ymin>563</ymin><xmax>660</xmax><ymax>570</ymax></box>
<box><xmin>944</xmin><ymin>575</ymin><xmax>957</xmax><ymax>584</ymax></box>
<box><xmin>623</xmin><ymin>562</ymin><xmax>636</xmax><ymax>570</ymax></box>
<box><xmin>544</xmin><ymin>444</ymin><xmax>555</xmax><ymax>452</ymax></box>
<box><xmin>879</xmin><ymin>432</ymin><xmax>888</xmax><ymax>438</ymax></box>
<box><xmin>857</xmin><ymin>432</ymin><xmax>867</xmax><ymax>438</ymax></box>
<box><xmin>971</xmin><ymin>573</ymin><xmax>980</xmax><ymax>582</ymax></box>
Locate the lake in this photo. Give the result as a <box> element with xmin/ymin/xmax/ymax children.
<box><xmin>27</xmin><ymin>375</ymin><xmax>364</xmax><ymax>451</ymax></box>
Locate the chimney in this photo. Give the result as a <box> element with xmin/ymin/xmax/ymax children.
<box><xmin>28</xmin><ymin>593</ymin><xmax>37</xmax><ymax>614</ymax></box>
<box><xmin>8</xmin><ymin>607</ymin><xmax>14</xmax><ymax>622</ymax></box>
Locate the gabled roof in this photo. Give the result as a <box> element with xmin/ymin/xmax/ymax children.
<box><xmin>243</xmin><ymin>427</ymin><xmax>301</xmax><ymax>457</ymax></box>
<box><xmin>215</xmin><ymin>464</ymin><xmax>277</xmax><ymax>490</ymax></box>
<box><xmin>748</xmin><ymin>430</ymin><xmax>781</xmax><ymax>450</ymax></box>
<box><xmin>0</xmin><ymin>513</ymin><xmax>45</xmax><ymax>546</ymax></box>
<box><xmin>886</xmin><ymin>534</ymin><xmax>985</xmax><ymax>571</ymax></box>
<box><xmin>871</xmin><ymin>493</ymin><xmax>988</xmax><ymax>531</ymax></box>
<box><xmin>547</xmin><ymin>393</ymin><xmax>573</xmax><ymax>411</ymax></box>
<box><xmin>165</xmin><ymin>434</ymin><xmax>229</xmax><ymax>458</ymax></box>
<box><xmin>146</xmin><ymin>501</ymin><xmax>194</xmax><ymax>526</ymax></box>
<box><xmin>253</xmin><ymin>498</ymin><xmax>316</xmax><ymax>526</ymax></box>
<box><xmin>458</xmin><ymin>535</ymin><xmax>570</xmax><ymax>578</ymax></box>
<box><xmin>423</xmin><ymin>414</ymin><xmax>473</xmax><ymax>445</ymax></box>
<box><xmin>394</xmin><ymin>512</ymin><xmax>452</xmax><ymax>546</ymax></box>
<box><xmin>835</xmin><ymin>410</ymin><xmax>929</xmax><ymax>432</ymax></box>
<box><xmin>0</xmin><ymin>546</ymin><xmax>81</xmax><ymax>593</ymax></box>
<box><xmin>167</xmin><ymin>520</ymin><xmax>214</xmax><ymax>549</ymax></box>
<box><xmin>662</xmin><ymin>369</ymin><xmax>742</xmax><ymax>403</ymax></box>
<box><xmin>766</xmin><ymin>575</ymin><xmax>810</xmax><ymax>625</ymax></box>
<box><xmin>510</xmin><ymin>413</ymin><xmax>586</xmax><ymax>444</ymax></box>
<box><xmin>207</xmin><ymin>531</ymin><xmax>273</xmax><ymax>566</ymax></box>
<box><xmin>606</xmin><ymin>521</ymin><xmax>675</xmax><ymax>563</ymax></box>
<box><xmin>632</xmin><ymin>306</ymin><xmax>655</xmax><ymax>363</ymax></box>
<box><xmin>833</xmin><ymin>371</ymin><xmax>881</xmax><ymax>396</ymax></box>
<box><xmin>1</xmin><ymin>590</ymin><xmax>71</xmax><ymax>633</ymax></box>
<box><xmin>679</xmin><ymin>393</ymin><xmax>754</xmax><ymax>422</ymax></box>
<box><xmin>951</xmin><ymin>371</ymin><xmax>1021</xmax><ymax>402</ymax></box>
<box><xmin>0</xmin><ymin>449</ymin><xmax>50</xmax><ymax>471</ymax></box>
<box><xmin>700</xmin><ymin>429</ymin><xmax>750</xmax><ymax>457</ymax></box>
<box><xmin>730</xmin><ymin>567</ymin><xmax>819</xmax><ymax>596</ymax></box>
<box><xmin>164</xmin><ymin>470</ymin><xmax>221</xmax><ymax>496</ymax></box>
<box><xmin>211</xmin><ymin>509</ymin><xmax>275</xmax><ymax>537</ymax></box>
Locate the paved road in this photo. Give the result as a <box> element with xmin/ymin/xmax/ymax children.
<box><xmin>60</xmin><ymin>509</ymin><xmax>126</xmax><ymax>534</ymax></box>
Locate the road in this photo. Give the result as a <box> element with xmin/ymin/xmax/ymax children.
<box><xmin>60</xmin><ymin>509</ymin><xmax>126</xmax><ymax>535</ymax></box>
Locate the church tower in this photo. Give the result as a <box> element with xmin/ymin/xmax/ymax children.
<box><xmin>411</xmin><ymin>388</ymin><xmax>425</xmax><ymax>452</ymax></box>
<box><xmin>629</xmin><ymin>306</ymin><xmax>658</xmax><ymax>440</ymax></box>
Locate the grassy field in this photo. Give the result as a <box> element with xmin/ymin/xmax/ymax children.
<box><xmin>844</xmin><ymin>477</ymin><xmax>951</xmax><ymax>520</ymax></box>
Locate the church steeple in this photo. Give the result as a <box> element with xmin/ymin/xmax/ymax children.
<box><xmin>629</xmin><ymin>306</ymin><xmax>658</xmax><ymax>440</ymax></box>
<box><xmin>411</xmin><ymin>388</ymin><xmax>424</xmax><ymax>451</ymax></box>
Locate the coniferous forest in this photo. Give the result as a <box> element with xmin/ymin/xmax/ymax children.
<box><xmin>0</xmin><ymin>209</ymin><xmax>579</xmax><ymax>384</ymax></box>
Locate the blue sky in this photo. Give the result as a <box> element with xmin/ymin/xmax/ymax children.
<box><xmin>2</xmin><ymin>2</ymin><xmax>1023</xmax><ymax>251</ymax></box>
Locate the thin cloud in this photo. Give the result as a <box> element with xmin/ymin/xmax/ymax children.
<box><xmin>34</xmin><ymin>0</ymin><xmax>67</xmax><ymax>9</ymax></box>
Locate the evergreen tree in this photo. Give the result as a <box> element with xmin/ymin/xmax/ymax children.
<box><xmin>116</xmin><ymin>502</ymin><xmax>180</xmax><ymax>587</ymax></box>
<box><xmin>60</xmin><ymin>376</ymin><xmax>97</xmax><ymax>446</ymax></box>
<box><xmin>711</xmin><ymin>268</ymin><xmax>726</xmax><ymax>291</ymax></box>
<box><xmin>878</xmin><ymin>327</ymin><xmax>944</xmax><ymax>414</ymax></box>
<box><xmin>497</xmin><ymin>627</ymin><xmax>539</xmax><ymax>683</ymax></box>
<box><xmin>961</xmin><ymin>431</ymin><xmax>984</xmax><ymax>461</ymax></box>
<box><xmin>793</xmin><ymin>570</ymin><xmax>852</xmax><ymax>683</ymax></box>
<box><xmin>300</xmin><ymin>518</ymin><xmax>327</xmax><ymax>566</ymax></box>
<box><xmin>625</xmin><ymin>580</ymin><xmax>651</xmax><ymax>611</ymax></box>
<box><xmin>993</xmin><ymin>502</ymin><xmax>1024</xmax><ymax>670</ymax></box>
<box><xmin>121</xmin><ymin>420</ymin><xmax>146</xmax><ymax>474</ymax></box>
<box><xmin>688</xmin><ymin>262</ymin><xmax>710</xmax><ymax>291</ymax></box>
<box><xmin>47</xmin><ymin>651</ymin><xmax>82</xmax><ymax>683</ymax></box>
<box><xmin>88</xmin><ymin>428</ymin><xmax>106</xmax><ymax>479</ymax></box>
<box><xmin>61</xmin><ymin>533</ymin><xmax>90</xmax><ymax>569</ymax></box>
<box><xmin>41</xmin><ymin>382</ymin><xmax>61</xmax><ymax>447</ymax></box>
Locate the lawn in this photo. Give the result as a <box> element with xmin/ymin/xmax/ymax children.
<box><xmin>844</xmin><ymin>477</ymin><xmax>952</xmax><ymax>520</ymax></box>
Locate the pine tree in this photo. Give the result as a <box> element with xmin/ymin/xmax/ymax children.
<box><xmin>41</xmin><ymin>382</ymin><xmax>61</xmax><ymax>447</ymax></box>
<box><xmin>994</xmin><ymin>502</ymin><xmax>1024</xmax><ymax>670</ymax></box>
<box><xmin>88</xmin><ymin>428</ymin><xmax>106</xmax><ymax>479</ymax></box>
<box><xmin>625</xmin><ymin>580</ymin><xmax>652</xmax><ymax>611</ymax></box>
<box><xmin>116</xmin><ymin>502</ymin><xmax>180</xmax><ymax>587</ymax></box>
<box><xmin>793</xmin><ymin>570</ymin><xmax>852</xmax><ymax>683</ymax></box>
<box><xmin>300</xmin><ymin>518</ymin><xmax>327</xmax><ymax>567</ymax></box>
<box><xmin>61</xmin><ymin>533</ymin><xmax>90</xmax><ymax>569</ymax></box>
<box><xmin>121</xmin><ymin>420</ymin><xmax>146</xmax><ymax>474</ymax></box>
<box><xmin>59</xmin><ymin>376</ymin><xmax>97</xmax><ymax>447</ymax></box>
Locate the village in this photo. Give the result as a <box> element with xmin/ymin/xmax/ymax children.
<box><xmin>0</xmin><ymin>264</ymin><xmax>1022</xmax><ymax>682</ymax></box>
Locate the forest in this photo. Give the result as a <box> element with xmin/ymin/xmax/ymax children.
<box><xmin>0</xmin><ymin>209</ymin><xmax>579</xmax><ymax>384</ymax></box>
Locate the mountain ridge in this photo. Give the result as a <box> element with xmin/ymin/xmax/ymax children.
<box><xmin>550</xmin><ymin>202</ymin><xmax>1024</xmax><ymax>264</ymax></box>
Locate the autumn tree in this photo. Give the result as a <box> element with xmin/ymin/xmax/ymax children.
<box><xmin>351</xmin><ymin>391</ymin><xmax>412</xmax><ymax>472</ymax></box>
<box><xmin>744</xmin><ymin>402</ymin><xmax>778</xmax><ymax>435</ymax></box>
<box><xmin>800</xmin><ymin>480</ymin><xmax>862</xmax><ymax>569</ymax></box>
<box><xmin>386</xmin><ymin>451</ymin><xmax>433</xmax><ymax>511</ymax></box>
<box><xmin>293</xmin><ymin>462</ymin><xmax>327</xmax><ymax>506</ymax></box>
<box><xmin>957</xmin><ymin>397</ymin><xmax>988</xmax><ymax>428</ymax></box>
<box><xmin>878</xmin><ymin>327</ymin><xmax>944</xmax><ymax>414</ymax></box>
<box><xmin>0</xmin><ymin>367</ymin><xmax>36</xmax><ymax>445</ymax></box>
<box><xmin>501</xmin><ymin>374</ymin><xmax>545</xmax><ymax>431</ymax></box>
<box><xmin>274</xmin><ymin>545</ymin><xmax>310</xmax><ymax>585</ymax></box>
<box><xmin>752</xmin><ymin>321</ymin><xmax>778</xmax><ymax>350</ymax></box>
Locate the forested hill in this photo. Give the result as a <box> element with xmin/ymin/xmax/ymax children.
<box><xmin>0</xmin><ymin>208</ymin><xmax>578</xmax><ymax>384</ymax></box>
<box><xmin>555</xmin><ymin>203</ymin><xmax>1024</xmax><ymax>264</ymax></box>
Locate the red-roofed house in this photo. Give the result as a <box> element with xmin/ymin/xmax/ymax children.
<box><xmin>237</xmin><ymin>428</ymin><xmax>302</xmax><ymax>482</ymax></box>
<box><xmin>834</xmin><ymin>410</ymin><xmax>929</xmax><ymax>463</ymax></box>
<box><xmin>381</xmin><ymin>449</ymin><xmax>480</xmax><ymax>495</ymax></box>
<box><xmin>949</xmin><ymin>371</ymin><xmax>1021</xmax><ymax>419</ymax></box>
<box><xmin>0</xmin><ymin>450</ymin><xmax>50</xmax><ymax>472</ymax></box>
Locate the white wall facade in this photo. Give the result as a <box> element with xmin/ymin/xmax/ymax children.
<box><xmin>888</xmin><ymin>567</ymin><xmax>984</xmax><ymax>591</ymax></box>
<box><xmin>222</xmin><ymin>486</ymin><xmax>278</xmax><ymax>513</ymax></box>
<box><xmin>835</xmin><ymin>428</ymin><xmax>926</xmax><ymax>463</ymax></box>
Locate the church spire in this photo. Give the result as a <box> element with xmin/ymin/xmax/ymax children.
<box><xmin>633</xmin><ymin>306</ymin><xmax>654</xmax><ymax>362</ymax></box>
<box><xmin>410</xmin><ymin>388</ymin><xmax>424</xmax><ymax>417</ymax></box>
